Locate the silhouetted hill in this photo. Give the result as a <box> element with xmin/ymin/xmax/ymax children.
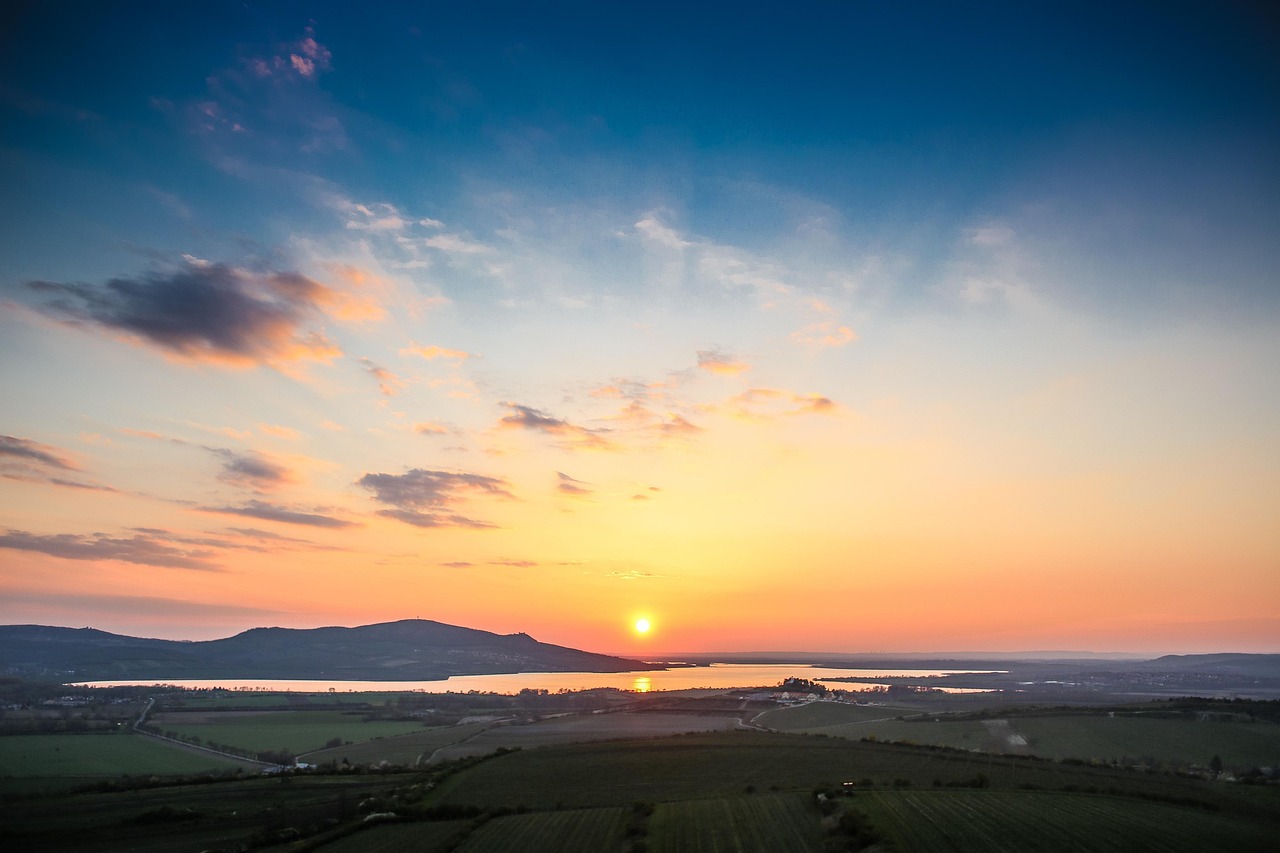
<box><xmin>1135</xmin><ymin>653</ymin><xmax>1280</xmax><ymax>677</ymax></box>
<box><xmin>0</xmin><ymin>620</ymin><xmax>658</xmax><ymax>682</ymax></box>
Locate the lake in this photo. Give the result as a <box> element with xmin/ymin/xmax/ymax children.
<box><xmin>79</xmin><ymin>663</ymin><xmax>996</xmax><ymax>694</ymax></box>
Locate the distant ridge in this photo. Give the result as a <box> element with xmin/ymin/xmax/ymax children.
<box><xmin>0</xmin><ymin>619</ymin><xmax>660</xmax><ymax>682</ymax></box>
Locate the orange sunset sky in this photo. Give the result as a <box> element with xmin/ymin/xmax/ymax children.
<box><xmin>1</xmin><ymin>3</ymin><xmax>1277</xmax><ymax>655</ymax></box>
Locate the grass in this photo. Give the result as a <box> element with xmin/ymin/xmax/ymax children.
<box><xmin>149</xmin><ymin>709</ymin><xmax>428</xmax><ymax>755</ymax></box>
<box><xmin>755</xmin><ymin>700</ymin><xmax>921</xmax><ymax>729</ymax></box>
<box><xmin>864</xmin><ymin>789</ymin><xmax>1278</xmax><ymax>852</ymax></box>
<box><xmin>0</xmin><ymin>732</ymin><xmax>243</xmax><ymax>779</ymax></box>
<box><xmin>426</xmin><ymin>730</ymin><xmax>1254</xmax><ymax>813</ymax></box>
<box><xmin>780</xmin><ymin>711</ymin><xmax>1280</xmax><ymax>771</ymax></box>
<box><xmin>648</xmin><ymin>792</ymin><xmax>822</xmax><ymax>853</ymax></box>
<box><xmin>460</xmin><ymin>807</ymin><xmax>628</xmax><ymax>852</ymax></box>
<box><xmin>314</xmin><ymin>819</ymin><xmax>470</xmax><ymax>852</ymax></box>
<box><xmin>302</xmin><ymin>721</ymin><xmax>495</xmax><ymax>765</ymax></box>
<box><xmin>430</xmin><ymin>712</ymin><xmax>740</xmax><ymax>761</ymax></box>
<box><xmin>1012</xmin><ymin>716</ymin><xmax>1280</xmax><ymax>768</ymax></box>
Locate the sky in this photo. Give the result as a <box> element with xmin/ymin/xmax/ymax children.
<box><xmin>1</xmin><ymin>2</ymin><xmax>1277</xmax><ymax>655</ymax></box>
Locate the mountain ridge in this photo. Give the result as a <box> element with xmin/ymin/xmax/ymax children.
<box><xmin>0</xmin><ymin>619</ymin><xmax>660</xmax><ymax>682</ymax></box>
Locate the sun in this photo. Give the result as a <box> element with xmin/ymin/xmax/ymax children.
<box><xmin>634</xmin><ymin>618</ymin><xmax>651</xmax><ymax>634</ymax></box>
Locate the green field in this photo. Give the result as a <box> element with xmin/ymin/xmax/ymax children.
<box><xmin>649</xmin><ymin>793</ymin><xmax>822</xmax><ymax>852</ymax></box>
<box><xmin>302</xmin><ymin>721</ymin><xmax>495</xmax><ymax>765</ymax></box>
<box><xmin>865</xmin><ymin>790</ymin><xmax>1277</xmax><ymax>852</ymax></box>
<box><xmin>431</xmin><ymin>712</ymin><xmax>741</xmax><ymax>761</ymax></box>
<box><xmin>0</xmin><ymin>733</ymin><xmax>244</xmax><ymax>781</ymax></box>
<box><xmin>756</xmin><ymin>700</ymin><xmax>921</xmax><ymax>729</ymax></box>
<box><xmin>764</xmin><ymin>704</ymin><xmax>1280</xmax><ymax>770</ymax></box>
<box><xmin>1012</xmin><ymin>716</ymin><xmax>1280</xmax><ymax>768</ymax></box>
<box><xmin>459</xmin><ymin>807</ymin><xmax>628</xmax><ymax>852</ymax></box>
<box><xmin>426</xmin><ymin>731</ymin><xmax>1250</xmax><ymax>813</ymax></box>
<box><xmin>3</xmin><ymin>728</ymin><xmax>1278</xmax><ymax>852</ymax></box>
<box><xmin>315</xmin><ymin>819</ymin><xmax>470</xmax><ymax>852</ymax></box>
<box><xmin>150</xmin><ymin>709</ymin><xmax>429</xmax><ymax>755</ymax></box>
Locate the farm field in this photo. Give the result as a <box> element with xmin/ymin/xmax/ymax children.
<box><xmin>756</xmin><ymin>700</ymin><xmax>922</xmax><ymax>729</ymax></box>
<box><xmin>425</xmin><ymin>731</ymin><xmax>1254</xmax><ymax>813</ymax></box>
<box><xmin>458</xmin><ymin>806</ymin><xmax>628</xmax><ymax>852</ymax></box>
<box><xmin>772</xmin><ymin>708</ymin><xmax>1280</xmax><ymax>771</ymax></box>
<box><xmin>302</xmin><ymin>720</ymin><xmax>495</xmax><ymax>765</ymax></box>
<box><xmin>0</xmin><ymin>773</ymin><xmax>395</xmax><ymax>852</ymax></box>
<box><xmin>2</xmin><ymin>729</ymin><xmax>1278</xmax><ymax>852</ymax></box>
<box><xmin>864</xmin><ymin>789</ymin><xmax>1278</xmax><ymax>851</ymax></box>
<box><xmin>1012</xmin><ymin>716</ymin><xmax>1280</xmax><ymax>768</ymax></box>
<box><xmin>314</xmin><ymin>819</ymin><xmax>469</xmax><ymax>852</ymax></box>
<box><xmin>148</xmin><ymin>709</ymin><xmax>428</xmax><ymax>755</ymax></box>
<box><xmin>648</xmin><ymin>792</ymin><xmax>822</xmax><ymax>853</ymax></box>
<box><xmin>430</xmin><ymin>712</ymin><xmax>741</xmax><ymax>761</ymax></box>
<box><xmin>0</xmin><ymin>732</ymin><xmax>244</xmax><ymax>785</ymax></box>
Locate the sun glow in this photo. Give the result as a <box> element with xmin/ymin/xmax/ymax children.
<box><xmin>634</xmin><ymin>618</ymin><xmax>651</xmax><ymax>634</ymax></box>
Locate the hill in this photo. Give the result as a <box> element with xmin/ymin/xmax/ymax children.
<box><xmin>0</xmin><ymin>619</ymin><xmax>658</xmax><ymax>682</ymax></box>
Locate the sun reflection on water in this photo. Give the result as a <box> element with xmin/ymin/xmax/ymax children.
<box><xmin>632</xmin><ymin>676</ymin><xmax>652</xmax><ymax>692</ymax></box>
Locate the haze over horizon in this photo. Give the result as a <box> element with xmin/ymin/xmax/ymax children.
<box><xmin>2</xmin><ymin>3</ymin><xmax>1277</xmax><ymax>657</ymax></box>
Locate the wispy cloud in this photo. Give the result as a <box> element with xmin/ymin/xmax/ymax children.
<box><xmin>556</xmin><ymin>471</ymin><xmax>593</xmax><ymax>497</ymax></box>
<box><xmin>24</xmin><ymin>261</ymin><xmax>345</xmax><ymax>367</ymax></box>
<box><xmin>357</xmin><ymin>468</ymin><xmax>512</xmax><ymax>528</ymax></box>
<box><xmin>791</xmin><ymin>321</ymin><xmax>857</xmax><ymax>349</ymax></box>
<box><xmin>498</xmin><ymin>403</ymin><xmax>615</xmax><ymax>451</ymax></box>
<box><xmin>722</xmin><ymin>388</ymin><xmax>838</xmax><ymax>419</ymax></box>
<box><xmin>200</xmin><ymin>500</ymin><xmax>356</xmax><ymax>529</ymax></box>
<box><xmin>0</xmin><ymin>434</ymin><xmax>78</xmax><ymax>470</ymax></box>
<box><xmin>358</xmin><ymin>357</ymin><xmax>406</xmax><ymax>397</ymax></box>
<box><xmin>400</xmin><ymin>343</ymin><xmax>474</xmax><ymax>361</ymax></box>
<box><xmin>0</xmin><ymin>529</ymin><xmax>221</xmax><ymax>571</ymax></box>
<box><xmin>212</xmin><ymin>449</ymin><xmax>293</xmax><ymax>492</ymax></box>
<box><xmin>697</xmin><ymin>349</ymin><xmax>750</xmax><ymax>376</ymax></box>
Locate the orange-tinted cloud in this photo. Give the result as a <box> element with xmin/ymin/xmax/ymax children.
<box><xmin>697</xmin><ymin>349</ymin><xmax>749</xmax><ymax>376</ymax></box>
<box><xmin>792</xmin><ymin>321</ymin><xmax>857</xmax><ymax>348</ymax></box>
<box><xmin>401</xmin><ymin>343</ymin><xmax>474</xmax><ymax>361</ymax></box>
<box><xmin>358</xmin><ymin>357</ymin><xmax>406</xmax><ymax>397</ymax></box>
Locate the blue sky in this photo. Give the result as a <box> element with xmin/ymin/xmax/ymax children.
<box><xmin>1</xmin><ymin>2</ymin><xmax>1277</xmax><ymax>651</ymax></box>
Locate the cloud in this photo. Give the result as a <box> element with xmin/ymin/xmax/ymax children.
<box><xmin>200</xmin><ymin>499</ymin><xmax>357</xmax><ymax>529</ymax></box>
<box><xmin>258</xmin><ymin>423</ymin><xmax>302</xmax><ymax>440</ymax></box>
<box><xmin>0</xmin><ymin>434</ymin><xmax>78</xmax><ymax>470</ymax></box>
<box><xmin>556</xmin><ymin>472</ymin><xmax>593</xmax><ymax>496</ymax></box>
<box><xmin>24</xmin><ymin>261</ymin><xmax>346</xmax><ymax>367</ymax></box>
<box><xmin>0</xmin><ymin>435</ymin><xmax>121</xmax><ymax>491</ymax></box>
<box><xmin>212</xmin><ymin>449</ymin><xmax>292</xmax><ymax>491</ymax></box>
<box><xmin>424</xmin><ymin>233</ymin><xmax>491</xmax><ymax>256</ymax></box>
<box><xmin>442</xmin><ymin>561</ymin><xmax>474</xmax><ymax>568</ymax></box>
<box><xmin>415</xmin><ymin>422</ymin><xmax>451</xmax><ymax>436</ymax></box>
<box><xmin>658</xmin><ymin>414</ymin><xmax>703</xmax><ymax>436</ymax></box>
<box><xmin>607</xmin><ymin>570</ymin><xmax>660</xmax><ymax>580</ymax></box>
<box><xmin>725</xmin><ymin>388</ymin><xmax>839</xmax><ymax>419</ymax></box>
<box><xmin>4</xmin><ymin>590</ymin><xmax>284</xmax><ymax>619</ymax></box>
<box><xmin>498</xmin><ymin>403</ymin><xmax>615</xmax><ymax>451</ymax></box>
<box><xmin>697</xmin><ymin>349</ymin><xmax>750</xmax><ymax>376</ymax></box>
<box><xmin>634</xmin><ymin>216</ymin><xmax>692</xmax><ymax>250</ymax></box>
<box><xmin>489</xmin><ymin>559</ymin><xmax>538</xmax><ymax>568</ymax></box>
<box><xmin>358</xmin><ymin>357</ymin><xmax>406</xmax><ymax>397</ymax></box>
<box><xmin>400</xmin><ymin>343</ymin><xmax>474</xmax><ymax>361</ymax></box>
<box><xmin>791</xmin><ymin>321</ymin><xmax>857</xmax><ymax>349</ymax></box>
<box><xmin>357</xmin><ymin>468</ymin><xmax>512</xmax><ymax>529</ymax></box>
<box><xmin>0</xmin><ymin>529</ymin><xmax>221</xmax><ymax>571</ymax></box>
